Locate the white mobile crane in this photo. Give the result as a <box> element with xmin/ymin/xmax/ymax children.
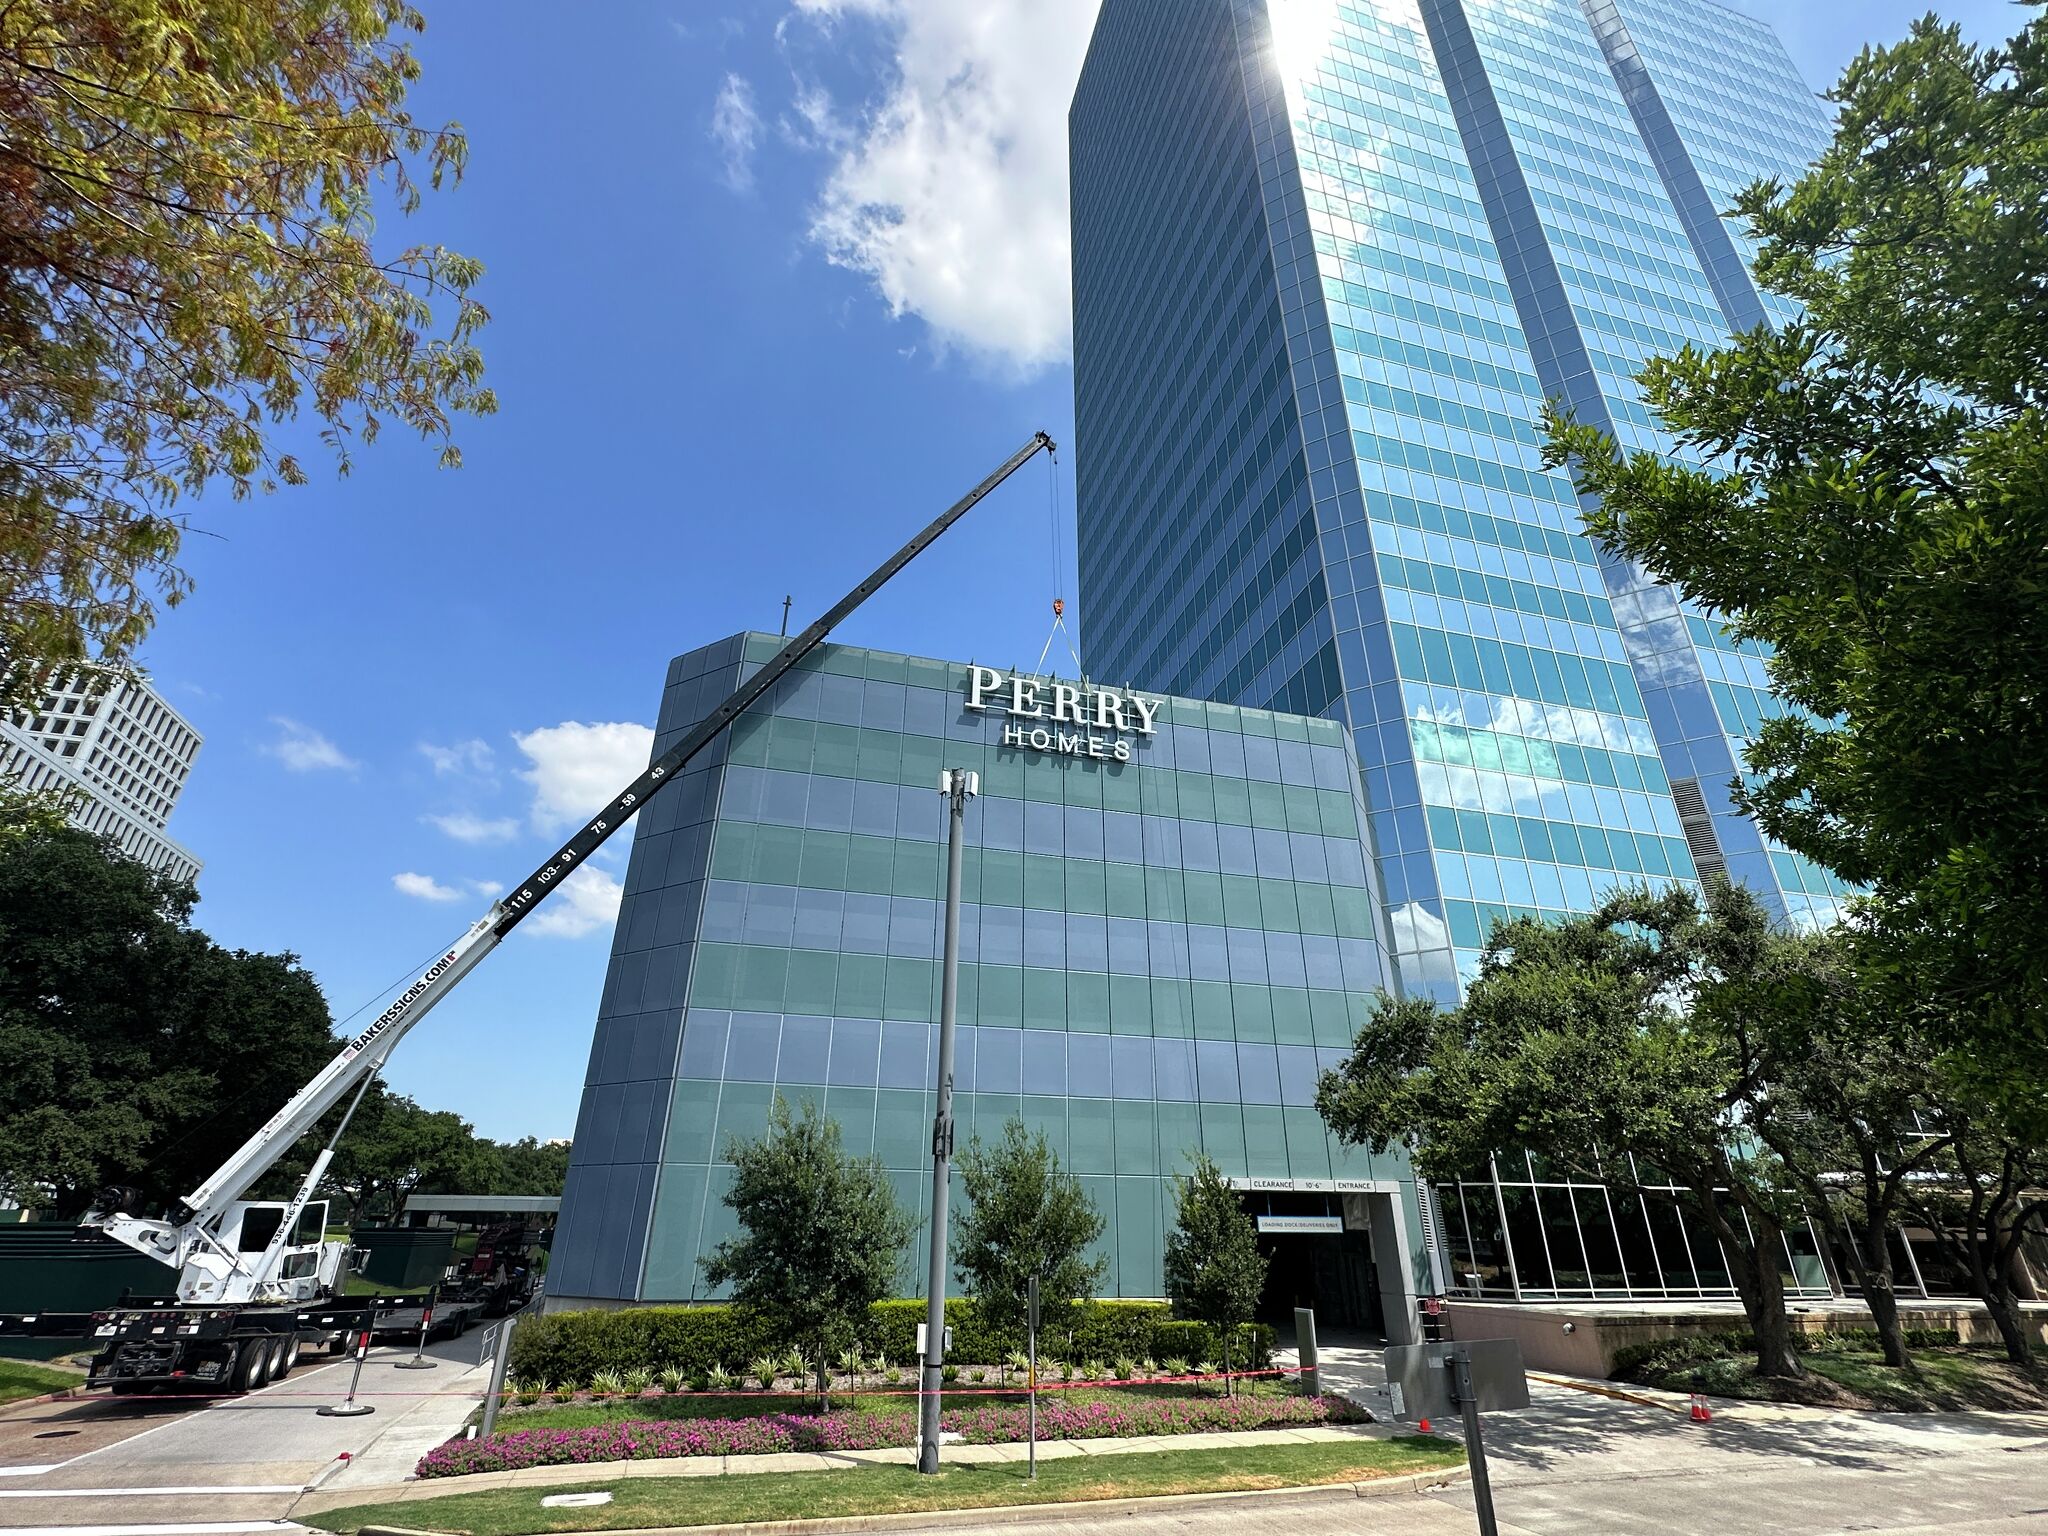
<box><xmin>70</xmin><ymin>433</ymin><xmax>1055</xmax><ymax>1395</ymax></box>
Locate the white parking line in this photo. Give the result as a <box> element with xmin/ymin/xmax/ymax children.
<box><xmin>4</xmin><ymin>1524</ymin><xmax>301</xmax><ymax>1535</ymax></box>
<box><xmin>0</xmin><ymin>1485</ymin><xmax>302</xmax><ymax>1497</ymax></box>
<box><xmin>0</xmin><ymin>1464</ymin><xmax>64</xmax><ymax>1476</ymax></box>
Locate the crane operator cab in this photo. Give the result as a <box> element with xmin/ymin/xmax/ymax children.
<box><xmin>175</xmin><ymin>1200</ymin><xmax>350</xmax><ymax>1304</ymax></box>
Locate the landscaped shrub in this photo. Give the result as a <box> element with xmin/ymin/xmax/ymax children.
<box><xmin>417</xmin><ymin>1392</ymin><xmax>1370</xmax><ymax>1479</ymax></box>
<box><xmin>513</xmin><ymin>1300</ymin><xmax>1278</xmax><ymax>1384</ymax></box>
<box><xmin>1611</xmin><ymin>1325</ymin><xmax>1967</xmax><ymax>1382</ymax></box>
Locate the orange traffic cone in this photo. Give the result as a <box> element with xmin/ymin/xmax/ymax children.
<box><xmin>1418</xmin><ymin>1416</ymin><xmax>1432</xmax><ymax>1434</ymax></box>
<box><xmin>1689</xmin><ymin>1392</ymin><xmax>1713</xmax><ymax>1423</ymax></box>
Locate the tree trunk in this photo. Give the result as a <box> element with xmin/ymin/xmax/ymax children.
<box><xmin>1982</xmin><ymin>1285</ymin><xmax>2033</xmax><ymax>1365</ymax></box>
<box><xmin>1710</xmin><ymin>1191</ymin><xmax>1805</xmax><ymax>1380</ymax></box>
<box><xmin>1863</xmin><ymin>1268</ymin><xmax>1909</xmax><ymax>1369</ymax></box>
<box><xmin>817</xmin><ymin>1344</ymin><xmax>831</xmax><ymax>1411</ymax></box>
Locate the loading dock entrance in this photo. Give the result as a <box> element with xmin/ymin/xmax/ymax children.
<box><xmin>1233</xmin><ymin>1181</ymin><xmax>1424</xmax><ymax>1345</ymax></box>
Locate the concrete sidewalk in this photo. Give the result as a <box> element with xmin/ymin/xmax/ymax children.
<box><xmin>291</xmin><ymin>1421</ymin><xmax>1430</xmax><ymax>1517</ymax></box>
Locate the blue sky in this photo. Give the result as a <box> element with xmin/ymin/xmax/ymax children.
<box><xmin>133</xmin><ymin>0</ymin><xmax>2021</xmax><ymax>1142</ymax></box>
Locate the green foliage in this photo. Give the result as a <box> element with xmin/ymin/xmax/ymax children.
<box><xmin>0</xmin><ymin>0</ymin><xmax>495</xmax><ymax>696</ymax></box>
<box><xmin>1540</xmin><ymin>6</ymin><xmax>2048</xmax><ymax>1114</ymax></box>
<box><xmin>1316</xmin><ymin>883</ymin><xmax>1817</xmax><ymax>1378</ymax></box>
<box><xmin>0</xmin><ymin>819</ymin><xmax>339</xmax><ymax>1211</ymax></box>
<box><xmin>699</xmin><ymin>1098</ymin><xmax>913</xmax><ymax>1385</ymax></box>
<box><xmin>952</xmin><ymin>1119</ymin><xmax>1107</xmax><ymax>1339</ymax></box>
<box><xmin>1161</xmin><ymin>1154</ymin><xmax>1268</xmax><ymax>1383</ymax></box>
<box><xmin>508</xmin><ymin>1301</ymin><xmax>1275</xmax><ymax>1385</ymax></box>
<box><xmin>1613</xmin><ymin>1327</ymin><xmax>1966</xmax><ymax>1384</ymax></box>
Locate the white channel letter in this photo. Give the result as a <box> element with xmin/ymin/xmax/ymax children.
<box><xmin>1051</xmin><ymin>683</ymin><xmax>1083</xmax><ymax>723</ymax></box>
<box><xmin>967</xmin><ymin>666</ymin><xmax>1005</xmax><ymax>712</ymax></box>
<box><xmin>1011</xmin><ymin>676</ymin><xmax>1043</xmax><ymax>718</ymax></box>
<box><xmin>1129</xmin><ymin>694</ymin><xmax>1161</xmax><ymax>734</ymax></box>
<box><xmin>1094</xmin><ymin>688</ymin><xmax>1129</xmax><ymax>731</ymax></box>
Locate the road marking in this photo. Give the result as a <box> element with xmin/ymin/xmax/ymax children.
<box><xmin>3</xmin><ymin>1524</ymin><xmax>301</xmax><ymax>1535</ymax></box>
<box><xmin>0</xmin><ymin>1485</ymin><xmax>302</xmax><ymax>1497</ymax></box>
<box><xmin>0</xmin><ymin>1465</ymin><xmax>64</xmax><ymax>1476</ymax></box>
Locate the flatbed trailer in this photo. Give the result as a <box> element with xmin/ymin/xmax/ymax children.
<box><xmin>367</xmin><ymin>1294</ymin><xmax>484</xmax><ymax>1343</ymax></box>
<box><xmin>83</xmin><ymin>1292</ymin><xmax>430</xmax><ymax>1394</ymax></box>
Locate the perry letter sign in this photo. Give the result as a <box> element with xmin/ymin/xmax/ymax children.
<box><xmin>965</xmin><ymin>667</ymin><xmax>1161</xmax><ymax>763</ymax></box>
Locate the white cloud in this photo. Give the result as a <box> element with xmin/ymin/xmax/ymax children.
<box><xmin>420</xmin><ymin>739</ymin><xmax>495</xmax><ymax>777</ymax></box>
<box><xmin>425</xmin><ymin>810</ymin><xmax>521</xmax><ymax>844</ymax></box>
<box><xmin>471</xmin><ymin>878</ymin><xmax>506</xmax><ymax>897</ymax></box>
<box><xmin>712</xmin><ymin>72</ymin><xmax>763</xmax><ymax>191</ymax></box>
<box><xmin>785</xmin><ymin>0</ymin><xmax>1098</xmax><ymax>375</ymax></box>
<box><xmin>265</xmin><ymin>717</ymin><xmax>359</xmax><ymax>773</ymax></box>
<box><xmin>393</xmin><ymin>870</ymin><xmax>465</xmax><ymax>902</ymax></box>
<box><xmin>522</xmin><ymin>866</ymin><xmax>625</xmax><ymax>939</ymax></box>
<box><xmin>514</xmin><ymin>720</ymin><xmax>655</xmax><ymax>833</ymax></box>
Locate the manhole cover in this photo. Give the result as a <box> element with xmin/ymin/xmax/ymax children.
<box><xmin>34</xmin><ymin>1430</ymin><xmax>81</xmax><ymax>1440</ymax></box>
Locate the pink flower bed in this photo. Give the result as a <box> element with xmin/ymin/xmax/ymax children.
<box><xmin>417</xmin><ymin>1393</ymin><xmax>1368</xmax><ymax>1480</ymax></box>
<box><xmin>416</xmin><ymin>1411</ymin><xmax>909</xmax><ymax>1479</ymax></box>
<box><xmin>943</xmin><ymin>1392</ymin><xmax>1367</xmax><ymax>1444</ymax></box>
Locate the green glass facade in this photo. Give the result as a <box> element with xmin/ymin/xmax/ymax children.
<box><xmin>550</xmin><ymin>633</ymin><xmax>1432</xmax><ymax>1326</ymax></box>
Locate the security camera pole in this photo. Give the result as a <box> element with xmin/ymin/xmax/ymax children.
<box><xmin>917</xmin><ymin>766</ymin><xmax>977</xmax><ymax>1473</ymax></box>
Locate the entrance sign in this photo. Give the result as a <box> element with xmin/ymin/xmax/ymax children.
<box><xmin>965</xmin><ymin>667</ymin><xmax>1161</xmax><ymax>763</ymax></box>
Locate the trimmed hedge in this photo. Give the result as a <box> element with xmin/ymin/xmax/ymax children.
<box><xmin>1610</xmin><ymin>1325</ymin><xmax>1963</xmax><ymax>1380</ymax></box>
<box><xmin>512</xmin><ymin>1301</ymin><xmax>1275</xmax><ymax>1388</ymax></box>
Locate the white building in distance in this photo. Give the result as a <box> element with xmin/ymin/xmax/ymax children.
<box><xmin>1</xmin><ymin>666</ymin><xmax>202</xmax><ymax>883</ymax></box>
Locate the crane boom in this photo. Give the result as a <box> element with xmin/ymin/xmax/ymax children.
<box><xmin>87</xmin><ymin>431</ymin><xmax>1056</xmax><ymax>1301</ymax></box>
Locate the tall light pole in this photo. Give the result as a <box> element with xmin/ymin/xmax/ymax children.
<box><xmin>918</xmin><ymin>767</ymin><xmax>976</xmax><ymax>1473</ymax></box>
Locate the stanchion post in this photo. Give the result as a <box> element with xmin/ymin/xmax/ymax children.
<box><xmin>317</xmin><ymin>1329</ymin><xmax>376</xmax><ymax>1417</ymax></box>
<box><xmin>478</xmin><ymin>1314</ymin><xmax>517</xmax><ymax>1440</ymax></box>
<box><xmin>394</xmin><ymin>1300</ymin><xmax>438</xmax><ymax>1370</ymax></box>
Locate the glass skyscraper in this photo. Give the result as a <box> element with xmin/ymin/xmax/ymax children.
<box><xmin>1072</xmin><ymin>0</ymin><xmax>1851</xmax><ymax>1014</ymax></box>
<box><xmin>1071</xmin><ymin>0</ymin><xmax>1847</xmax><ymax>1298</ymax></box>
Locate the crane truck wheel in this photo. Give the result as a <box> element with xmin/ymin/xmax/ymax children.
<box><xmin>231</xmin><ymin>1338</ymin><xmax>271</xmax><ymax>1392</ymax></box>
<box><xmin>279</xmin><ymin>1335</ymin><xmax>302</xmax><ymax>1377</ymax></box>
<box><xmin>263</xmin><ymin>1335</ymin><xmax>289</xmax><ymax>1383</ymax></box>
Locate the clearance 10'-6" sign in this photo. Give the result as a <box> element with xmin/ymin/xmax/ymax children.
<box><xmin>965</xmin><ymin>666</ymin><xmax>1162</xmax><ymax>763</ymax></box>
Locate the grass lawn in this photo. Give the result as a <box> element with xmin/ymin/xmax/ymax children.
<box><xmin>1637</xmin><ymin>1343</ymin><xmax>2048</xmax><ymax>1412</ymax></box>
<box><xmin>306</xmin><ymin>1436</ymin><xmax>1466</xmax><ymax>1535</ymax></box>
<box><xmin>499</xmin><ymin>1376</ymin><xmax>1295</xmax><ymax>1433</ymax></box>
<box><xmin>0</xmin><ymin>1359</ymin><xmax>84</xmax><ymax>1407</ymax></box>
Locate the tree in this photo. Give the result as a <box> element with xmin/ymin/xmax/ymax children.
<box><xmin>1903</xmin><ymin>1103</ymin><xmax>2048</xmax><ymax>1364</ymax></box>
<box><xmin>318</xmin><ymin>1086</ymin><xmax>481</xmax><ymax>1227</ymax></box>
<box><xmin>1161</xmin><ymin>1153</ymin><xmax>1266</xmax><ymax>1395</ymax></box>
<box><xmin>1541</xmin><ymin>7</ymin><xmax>2048</xmax><ymax>1115</ymax></box>
<box><xmin>0</xmin><ymin>0</ymin><xmax>494</xmax><ymax>698</ymax></box>
<box><xmin>0</xmin><ymin>817</ymin><xmax>338</xmax><ymax>1213</ymax></box>
<box><xmin>1319</xmin><ymin>886</ymin><xmax>1817</xmax><ymax>1379</ymax></box>
<box><xmin>473</xmin><ymin>1135</ymin><xmax>571</xmax><ymax>1198</ymax></box>
<box><xmin>700</xmin><ymin>1097</ymin><xmax>913</xmax><ymax>1408</ymax></box>
<box><xmin>953</xmin><ymin>1119</ymin><xmax>1107</xmax><ymax>1340</ymax></box>
<box><xmin>1688</xmin><ymin>912</ymin><xmax>1951</xmax><ymax>1370</ymax></box>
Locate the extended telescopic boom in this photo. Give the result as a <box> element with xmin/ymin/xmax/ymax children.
<box><xmin>89</xmin><ymin>432</ymin><xmax>1056</xmax><ymax>1300</ymax></box>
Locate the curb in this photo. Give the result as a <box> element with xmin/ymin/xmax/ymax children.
<box><xmin>0</xmin><ymin>1385</ymin><xmax>90</xmax><ymax>1412</ymax></box>
<box><xmin>1526</xmin><ymin>1373</ymin><xmax>1688</xmax><ymax>1415</ymax></box>
<box><xmin>351</xmin><ymin>1465</ymin><xmax>1471</xmax><ymax>1536</ymax></box>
